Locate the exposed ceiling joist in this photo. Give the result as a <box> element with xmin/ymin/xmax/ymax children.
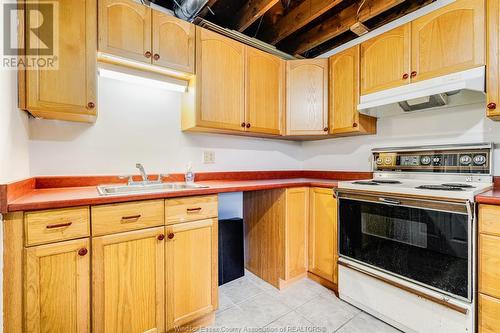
<box><xmin>285</xmin><ymin>0</ymin><xmax>406</xmax><ymax>56</ymax></box>
<box><xmin>260</xmin><ymin>0</ymin><xmax>345</xmax><ymax>45</ymax></box>
<box><xmin>234</xmin><ymin>0</ymin><xmax>280</xmax><ymax>32</ymax></box>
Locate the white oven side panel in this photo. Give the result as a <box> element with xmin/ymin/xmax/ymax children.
<box><xmin>339</xmin><ymin>266</ymin><xmax>474</xmax><ymax>333</ymax></box>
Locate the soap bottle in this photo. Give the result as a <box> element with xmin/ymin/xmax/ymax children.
<box><xmin>185</xmin><ymin>162</ymin><xmax>195</xmax><ymax>183</ymax></box>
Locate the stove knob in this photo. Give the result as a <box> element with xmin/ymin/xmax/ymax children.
<box><xmin>473</xmin><ymin>155</ymin><xmax>486</xmax><ymax>165</ymax></box>
<box><xmin>376</xmin><ymin>158</ymin><xmax>383</xmax><ymax>165</ymax></box>
<box><xmin>420</xmin><ymin>156</ymin><xmax>431</xmax><ymax>165</ymax></box>
<box><xmin>433</xmin><ymin>157</ymin><xmax>441</xmax><ymax>163</ymax></box>
<box><xmin>460</xmin><ymin>155</ymin><xmax>472</xmax><ymax>165</ymax></box>
<box><xmin>384</xmin><ymin>157</ymin><xmax>392</xmax><ymax>165</ymax></box>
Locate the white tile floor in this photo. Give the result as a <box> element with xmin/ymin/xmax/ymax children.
<box><xmin>204</xmin><ymin>271</ymin><xmax>401</xmax><ymax>333</ymax></box>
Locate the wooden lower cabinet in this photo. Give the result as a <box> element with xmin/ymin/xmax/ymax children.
<box><xmin>243</xmin><ymin>188</ymin><xmax>309</xmax><ymax>289</ymax></box>
<box><xmin>165</xmin><ymin>219</ymin><xmax>218</xmax><ymax>330</ymax></box>
<box><xmin>24</xmin><ymin>238</ymin><xmax>90</xmax><ymax>333</ymax></box>
<box><xmin>479</xmin><ymin>294</ymin><xmax>500</xmax><ymax>333</ymax></box>
<box><xmin>308</xmin><ymin>188</ymin><xmax>338</xmax><ymax>285</ymax></box>
<box><xmin>92</xmin><ymin>227</ymin><xmax>166</xmax><ymax>333</ymax></box>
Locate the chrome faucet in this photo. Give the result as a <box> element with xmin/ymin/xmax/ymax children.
<box><xmin>136</xmin><ymin>163</ymin><xmax>148</xmax><ymax>182</ymax></box>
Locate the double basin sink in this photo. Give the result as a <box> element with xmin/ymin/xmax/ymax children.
<box><xmin>97</xmin><ymin>182</ymin><xmax>209</xmax><ymax>196</ymax></box>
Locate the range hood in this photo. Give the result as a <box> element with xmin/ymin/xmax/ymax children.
<box><xmin>358</xmin><ymin>66</ymin><xmax>486</xmax><ymax>118</ymax></box>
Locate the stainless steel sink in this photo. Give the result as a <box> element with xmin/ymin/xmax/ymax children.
<box><xmin>97</xmin><ymin>182</ymin><xmax>209</xmax><ymax>196</ymax></box>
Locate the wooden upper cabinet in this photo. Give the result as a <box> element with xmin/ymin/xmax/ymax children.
<box><xmin>92</xmin><ymin>227</ymin><xmax>165</xmax><ymax>333</ymax></box>
<box><xmin>411</xmin><ymin>0</ymin><xmax>485</xmax><ymax>82</ymax></box>
<box><xmin>24</xmin><ymin>0</ymin><xmax>97</xmax><ymax>123</ymax></box>
<box><xmin>487</xmin><ymin>0</ymin><xmax>500</xmax><ymax>119</ymax></box>
<box><xmin>24</xmin><ymin>239</ymin><xmax>90</xmax><ymax>333</ymax></box>
<box><xmin>308</xmin><ymin>188</ymin><xmax>338</xmax><ymax>284</ymax></box>
<box><xmin>152</xmin><ymin>10</ymin><xmax>195</xmax><ymax>73</ymax></box>
<box><xmin>286</xmin><ymin>59</ymin><xmax>329</xmax><ymax>136</ymax></box>
<box><xmin>98</xmin><ymin>0</ymin><xmax>152</xmax><ymax>64</ymax></box>
<box><xmin>245</xmin><ymin>47</ymin><xmax>284</xmax><ymax>135</ymax></box>
<box><xmin>360</xmin><ymin>24</ymin><xmax>410</xmax><ymax>95</ymax></box>
<box><xmin>166</xmin><ymin>219</ymin><xmax>217</xmax><ymax>330</ymax></box>
<box><xmin>195</xmin><ymin>28</ymin><xmax>245</xmax><ymax>131</ymax></box>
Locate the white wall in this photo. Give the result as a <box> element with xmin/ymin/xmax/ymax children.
<box><xmin>302</xmin><ymin>103</ymin><xmax>500</xmax><ymax>174</ymax></box>
<box><xmin>29</xmin><ymin>77</ymin><xmax>303</xmax><ymax>176</ymax></box>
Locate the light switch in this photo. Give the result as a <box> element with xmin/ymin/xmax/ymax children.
<box><xmin>203</xmin><ymin>151</ymin><xmax>215</xmax><ymax>164</ymax></box>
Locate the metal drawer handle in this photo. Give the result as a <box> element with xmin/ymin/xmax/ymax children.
<box><xmin>121</xmin><ymin>214</ymin><xmax>142</xmax><ymax>222</ymax></box>
<box><xmin>46</xmin><ymin>222</ymin><xmax>73</xmax><ymax>229</ymax></box>
<box><xmin>379</xmin><ymin>198</ymin><xmax>401</xmax><ymax>205</ymax></box>
<box><xmin>186</xmin><ymin>207</ymin><xmax>202</xmax><ymax>213</ymax></box>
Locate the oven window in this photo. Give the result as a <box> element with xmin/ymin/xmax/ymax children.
<box><xmin>339</xmin><ymin>198</ymin><xmax>469</xmax><ymax>299</ymax></box>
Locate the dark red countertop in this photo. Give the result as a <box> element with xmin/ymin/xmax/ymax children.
<box><xmin>475</xmin><ymin>188</ymin><xmax>500</xmax><ymax>205</ymax></box>
<box><xmin>5</xmin><ymin>178</ymin><xmax>340</xmax><ymax>212</ymax></box>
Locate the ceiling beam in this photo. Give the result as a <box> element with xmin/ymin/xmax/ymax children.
<box><xmin>260</xmin><ymin>0</ymin><xmax>345</xmax><ymax>45</ymax></box>
<box><xmin>234</xmin><ymin>0</ymin><xmax>280</xmax><ymax>32</ymax></box>
<box><xmin>285</xmin><ymin>0</ymin><xmax>406</xmax><ymax>55</ymax></box>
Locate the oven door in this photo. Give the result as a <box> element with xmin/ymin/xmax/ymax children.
<box><xmin>337</xmin><ymin>191</ymin><xmax>473</xmax><ymax>302</ymax></box>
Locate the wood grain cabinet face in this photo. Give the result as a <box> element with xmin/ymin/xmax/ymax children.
<box><xmin>284</xmin><ymin>188</ymin><xmax>309</xmax><ymax>281</ymax></box>
<box><xmin>479</xmin><ymin>234</ymin><xmax>500</xmax><ymax>298</ymax></box>
<box><xmin>24</xmin><ymin>0</ymin><xmax>97</xmax><ymax>122</ymax></box>
<box><xmin>195</xmin><ymin>28</ymin><xmax>246</xmax><ymax>131</ymax></box>
<box><xmin>487</xmin><ymin>0</ymin><xmax>500</xmax><ymax>119</ymax></box>
<box><xmin>245</xmin><ymin>47</ymin><xmax>284</xmax><ymax>135</ymax></box>
<box><xmin>411</xmin><ymin>0</ymin><xmax>485</xmax><ymax>83</ymax></box>
<box><xmin>360</xmin><ymin>24</ymin><xmax>410</xmax><ymax>95</ymax></box>
<box><xmin>152</xmin><ymin>10</ymin><xmax>195</xmax><ymax>73</ymax></box>
<box><xmin>286</xmin><ymin>59</ymin><xmax>329</xmax><ymax>136</ymax></box>
<box><xmin>98</xmin><ymin>0</ymin><xmax>152</xmax><ymax>64</ymax></box>
<box><xmin>166</xmin><ymin>219</ymin><xmax>217</xmax><ymax>330</ymax></box>
<box><xmin>24</xmin><ymin>238</ymin><xmax>90</xmax><ymax>333</ymax></box>
<box><xmin>92</xmin><ymin>227</ymin><xmax>165</xmax><ymax>333</ymax></box>
<box><xmin>479</xmin><ymin>294</ymin><xmax>500</xmax><ymax>333</ymax></box>
<box><xmin>308</xmin><ymin>188</ymin><xmax>337</xmax><ymax>284</ymax></box>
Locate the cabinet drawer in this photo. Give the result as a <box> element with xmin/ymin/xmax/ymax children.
<box><xmin>91</xmin><ymin>200</ymin><xmax>164</xmax><ymax>236</ymax></box>
<box><xmin>479</xmin><ymin>294</ymin><xmax>500</xmax><ymax>333</ymax></box>
<box><xmin>165</xmin><ymin>195</ymin><xmax>217</xmax><ymax>225</ymax></box>
<box><xmin>25</xmin><ymin>207</ymin><xmax>90</xmax><ymax>246</ymax></box>
<box><xmin>479</xmin><ymin>234</ymin><xmax>500</xmax><ymax>298</ymax></box>
<box><xmin>480</xmin><ymin>205</ymin><xmax>500</xmax><ymax>236</ymax></box>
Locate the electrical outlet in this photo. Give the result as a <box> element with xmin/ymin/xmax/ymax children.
<box><xmin>203</xmin><ymin>151</ymin><xmax>215</xmax><ymax>164</ymax></box>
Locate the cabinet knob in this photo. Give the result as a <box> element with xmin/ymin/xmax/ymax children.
<box><xmin>157</xmin><ymin>234</ymin><xmax>165</xmax><ymax>241</ymax></box>
<box><xmin>323</xmin><ymin>127</ymin><xmax>329</xmax><ymax>132</ymax></box>
<box><xmin>168</xmin><ymin>233</ymin><xmax>175</xmax><ymax>240</ymax></box>
<box><xmin>410</xmin><ymin>71</ymin><xmax>417</xmax><ymax>78</ymax></box>
<box><xmin>246</xmin><ymin>123</ymin><xmax>251</xmax><ymax>128</ymax></box>
<box><xmin>87</xmin><ymin>102</ymin><xmax>95</xmax><ymax>109</ymax></box>
<box><xmin>402</xmin><ymin>73</ymin><xmax>409</xmax><ymax>80</ymax></box>
<box><xmin>153</xmin><ymin>53</ymin><xmax>160</xmax><ymax>61</ymax></box>
<box><xmin>353</xmin><ymin>122</ymin><xmax>358</xmax><ymax>128</ymax></box>
<box><xmin>145</xmin><ymin>51</ymin><xmax>152</xmax><ymax>58</ymax></box>
<box><xmin>487</xmin><ymin>102</ymin><xmax>497</xmax><ymax>110</ymax></box>
<box><xmin>78</xmin><ymin>248</ymin><xmax>88</xmax><ymax>256</ymax></box>
<box><xmin>241</xmin><ymin>122</ymin><xmax>246</xmax><ymax>128</ymax></box>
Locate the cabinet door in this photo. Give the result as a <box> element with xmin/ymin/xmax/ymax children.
<box><xmin>166</xmin><ymin>219</ymin><xmax>218</xmax><ymax>330</ymax></box>
<box><xmin>98</xmin><ymin>0</ymin><xmax>152</xmax><ymax>64</ymax></box>
<box><xmin>152</xmin><ymin>10</ymin><xmax>195</xmax><ymax>73</ymax></box>
<box><xmin>245</xmin><ymin>47</ymin><xmax>284</xmax><ymax>135</ymax></box>
<box><xmin>196</xmin><ymin>28</ymin><xmax>245</xmax><ymax>131</ymax></box>
<box><xmin>479</xmin><ymin>234</ymin><xmax>500</xmax><ymax>298</ymax></box>
<box><xmin>92</xmin><ymin>227</ymin><xmax>165</xmax><ymax>333</ymax></box>
<box><xmin>330</xmin><ymin>46</ymin><xmax>360</xmax><ymax>134</ymax></box>
<box><xmin>24</xmin><ymin>238</ymin><xmax>90</xmax><ymax>333</ymax></box>
<box><xmin>26</xmin><ymin>0</ymin><xmax>97</xmax><ymax>122</ymax></box>
<box><xmin>479</xmin><ymin>294</ymin><xmax>500</xmax><ymax>333</ymax></box>
<box><xmin>284</xmin><ymin>188</ymin><xmax>309</xmax><ymax>281</ymax></box>
<box><xmin>308</xmin><ymin>188</ymin><xmax>337</xmax><ymax>284</ymax></box>
<box><xmin>360</xmin><ymin>24</ymin><xmax>410</xmax><ymax>95</ymax></box>
<box><xmin>286</xmin><ymin>59</ymin><xmax>329</xmax><ymax>136</ymax></box>
<box><xmin>487</xmin><ymin>0</ymin><xmax>500</xmax><ymax>118</ymax></box>
<box><xmin>411</xmin><ymin>0</ymin><xmax>485</xmax><ymax>82</ymax></box>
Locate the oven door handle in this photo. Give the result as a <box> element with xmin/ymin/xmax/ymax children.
<box><xmin>378</xmin><ymin>197</ymin><xmax>402</xmax><ymax>206</ymax></box>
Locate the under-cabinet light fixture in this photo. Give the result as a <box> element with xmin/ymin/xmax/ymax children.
<box><xmin>98</xmin><ymin>64</ymin><xmax>188</xmax><ymax>93</ymax></box>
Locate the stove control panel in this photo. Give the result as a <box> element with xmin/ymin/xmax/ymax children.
<box><xmin>373</xmin><ymin>145</ymin><xmax>491</xmax><ymax>174</ymax></box>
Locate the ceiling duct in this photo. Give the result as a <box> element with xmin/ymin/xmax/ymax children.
<box><xmin>173</xmin><ymin>0</ymin><xmax>209</xmax><ymax>21</ymax></box>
